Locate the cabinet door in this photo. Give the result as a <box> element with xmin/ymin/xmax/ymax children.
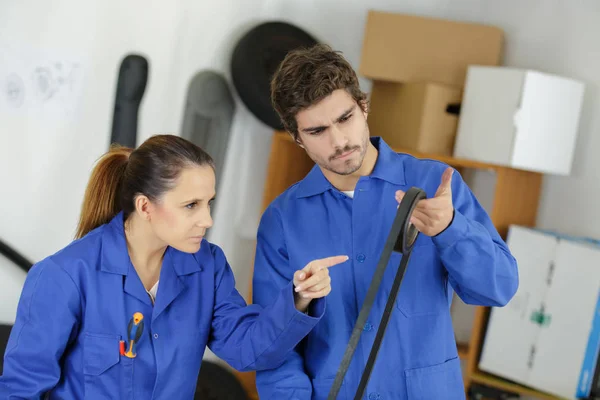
<box><xmin>530</xmin><ymin>239</ymin><xmax>600</xmax><ymax>399</ymax></box>
<box><xmin>479</xmin><ymin>225</ymin><xmax>557</xmax><ymax>385</ymax></box>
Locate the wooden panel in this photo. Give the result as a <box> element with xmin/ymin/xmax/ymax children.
<box><xmin>234</xmin><ymin>371</ymin><xmax>259</xmax><ymax>400</ymax></box>
<box><xmin>490</xmin><ymin>167</ymin><xmax>542</xmax><ymax>238</ymax></box>
<box><xmin>457</xmin><ymin>342</ymin><xmax>470</xmax><ymax>359</ymax></box>
<box><xmin>466</xmin><ymin>306</ymin><xmax>491</xmax><ymax>378</ymax></box>
<box><xmin>471</xmin><ymin>371</ymin><xmax>566</xmax><ymax>400</ymax></box>
<box><xmin>262</xmin><ymin>132</ymin><xmax>315</xmax><ymax>212</ymax></box>
<box><xmin>391</xmin><ymin>147</ymin><xmax>508</xmax><ymax>172</ymax></box>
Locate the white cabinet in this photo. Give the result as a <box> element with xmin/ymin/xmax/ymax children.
<box><xmin>479</xmin><ymin>225</ymin><xmax>600</xmax><ymax>399</ymax></box>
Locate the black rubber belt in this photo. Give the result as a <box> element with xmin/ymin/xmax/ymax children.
<box><xmin>328</xmin><ymin>187</ymin><xmax>427</xmax><ymax>400</ymax></box>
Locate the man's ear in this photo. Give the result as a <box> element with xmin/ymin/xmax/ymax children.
<box><xmin>290</xmin><ymin>131</ymin><xmax>304</xmax><ymax>148</ymax></box>
<box><xmin>359</xmin><ymin>99</ymin><xmax>369</xmax><ymax>119</ymax></box>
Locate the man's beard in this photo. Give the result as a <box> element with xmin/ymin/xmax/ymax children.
<box><xmin>325</xmin><ymin>125</ymin><xmax>369</xmax><ymax>175</ymax></box>
<box><xmin>325</xmin><ymin>145</ymin><xmax>364</xmax><ymax>176</ymax></box>
<box><xmin>308</xmin><ymin>122</ymin><xmax>370</xmax><ymax>176</ymax></box>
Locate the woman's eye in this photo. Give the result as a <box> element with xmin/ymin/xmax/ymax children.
<box><xmin>186</xmin><ymin>202</ymin><xmax>197</xmax><ymax>209</ymax></box>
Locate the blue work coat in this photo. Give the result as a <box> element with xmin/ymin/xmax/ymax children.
<box><xmin>252</xmin><ymin>137</ymin><xmax>519</xmax><ymax>400</ymax></box>
<box><xmin>0</xmin><ymin>212</ymin><xmax>324</xmax><ymax>399</ymax></box>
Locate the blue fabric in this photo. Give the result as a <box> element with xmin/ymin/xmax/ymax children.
<box><xmin>0</xmin><ymin>212</ymin><xmax>324</xmax><ymax>399</ymax></box>
<box><xmin>252</xmin><ymin>137</ymin><xmax>518</xmax><ymax>400</ymax></box>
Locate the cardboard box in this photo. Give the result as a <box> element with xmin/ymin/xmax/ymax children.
<box><xmin>360</xmin><ymin>11</ymin><xmax>504</xmax><ymax>87</ymax></box>
<box><xmin>453</xmin><ymin>66</ymin><xmax>585</xmax><ymax>175</ymax></box>
<box><xmin>479</xmin><ymin>225</ymin><xmax>600</xmax><ymax>399</ymax></box>
<box><xmin>368</xmin><ymin>81</ymin><xmax>462</xmax><ymax>156</ymax></box>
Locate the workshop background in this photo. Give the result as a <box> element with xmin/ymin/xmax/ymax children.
<box><xmin>1</xmin><ymin>0</ymin><xmax>599</xmax><ymax>399</ymax></box>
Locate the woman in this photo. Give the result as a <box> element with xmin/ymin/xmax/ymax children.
<box><xmin>0</xmin><ymin>134</ymin><xmax>347</xmax><ymax>399</ymax></box>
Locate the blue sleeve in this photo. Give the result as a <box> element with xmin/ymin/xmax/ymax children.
<box><xmin>251</xmin><ymin>205</ymin><xmax>315</xmax><ymax>400</ymax></box>
<box><xmin>0</xmin><ymin>259</ymin><xmax>81</xmax><ymax>399</ymax></box>
<box><xmin>431</xmin><ymin>169</ymin><xmax>519</xmax><ymax>307</ymax></box>
<box><xmin>207</xmin><ymin>242</ymin><xmax>324</xmax><ymax>373</ymax></box>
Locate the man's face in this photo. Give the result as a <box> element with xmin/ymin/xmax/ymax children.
<box><xmin>295</xmin><ymin>89</ymin><xmax>369</xmax><ymax>176</ymax></box>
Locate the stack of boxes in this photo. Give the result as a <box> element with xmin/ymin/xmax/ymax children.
<box><xmin>361</xmin><ymin>11</ymin><xmax>504</xmax><ymax>156</ymax></box>
<box><xmin>361</xmin><ymin>10</ymin><xmax>585</xmax><ymax>176</ymax></box>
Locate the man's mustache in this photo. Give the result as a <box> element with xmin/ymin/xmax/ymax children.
<box><xmin>330</xmin><ymin>146</ymin><xmax>360</xmax><ymax>161</ymax></box>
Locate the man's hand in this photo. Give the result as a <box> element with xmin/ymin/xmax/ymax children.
<box><xmin>395</xmin><ymin>167</ymin><xmax>455</xmax><ymax>237</ymax></box>
<box><xmin>293</xmin><ymin>255</ymin><xmax>348</xmax><ymax>313</ymax></box>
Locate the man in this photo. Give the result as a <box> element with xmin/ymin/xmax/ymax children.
<box><xmin>252</xmin><ymin>44</ymin><xmax>518</xmax><ymax>400</ymax></box>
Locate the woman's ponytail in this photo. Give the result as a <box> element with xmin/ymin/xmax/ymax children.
<box><xmin>75</xmin><ymin>144</ymin><xmax>132</xmax><ymax>239</ymax></box>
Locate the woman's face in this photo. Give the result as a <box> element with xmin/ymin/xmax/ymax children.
<box><xmin>147</xmin><ymin>165</ymin><xmax>215</xmax><ymax>253</ymax></box>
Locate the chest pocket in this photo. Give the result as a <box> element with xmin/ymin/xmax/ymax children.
<box><xmin>83</xmin><ymin>332</ymin><xmax>133</xmax><ymax>399</ymax></box>
<box><xmin>391</xmin><ymin>240</ymin><xmax>446</xmax><ymax>318</ymax></box>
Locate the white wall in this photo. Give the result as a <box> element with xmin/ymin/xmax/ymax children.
<box><xmin>0</xmin><ymin>0</ymin><xmax>277</xmax><ymax>324</ymax></box>
<box><xmin>1</xmin><ymin>0</ymin><xmax>599</xmax><ymax>383</ymax></box>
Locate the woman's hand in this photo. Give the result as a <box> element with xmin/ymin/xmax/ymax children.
<box><xmin>293</xmin><ymin>255</ymin><xmax>348</xmax><ymax>313</ymax></box>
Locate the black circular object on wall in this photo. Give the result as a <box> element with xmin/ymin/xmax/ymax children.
<box><xmin>230</xmin><ymin>21</ymin><xmax>318</xmax><ymax>130</ymax></box>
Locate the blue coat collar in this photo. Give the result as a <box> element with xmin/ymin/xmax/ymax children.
<box><xmin>296</xmin><ymin>137</ymin><xmax>406</xmax><ymax>198</ymax></box>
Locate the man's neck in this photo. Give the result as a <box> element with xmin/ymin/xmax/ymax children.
<box><xmin>124</xmin><ymin>215</ymin><xmax>166</xmax><ymax>291</ymax></box>
<box><xmin>322</xmin><ymin>141</ymin><xmax>378</xmax><ymax>191</ymax></box>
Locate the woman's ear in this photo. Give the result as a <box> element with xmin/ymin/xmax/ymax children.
<box><xmin>134</xmin><ymin>194</ymin><xmax>152</xmax><ymax>221</ymax></box>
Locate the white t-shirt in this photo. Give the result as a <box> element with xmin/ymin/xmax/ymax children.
<box><xmin>147</xmin><ymin>281</ymin><xmax>159</xmax><ymax>304</ymax></box>
<box><xmin>342</xmin><ymin>191</ymin><xmax>355</xmax><ymax>198</ymax></box>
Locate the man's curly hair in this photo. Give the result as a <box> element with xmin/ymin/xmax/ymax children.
<box><xmin>270</xmin><ymin>43</ymin><xmax>369</xmax><ymax>140</ymax></box>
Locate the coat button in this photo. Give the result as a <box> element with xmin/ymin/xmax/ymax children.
<box><xmin>153</xmin><ymin>333</ymin><xmax>159</xmax><ymax>339</ymax></box>
<box><xmin>356</xmin><ymin>253</ymin><xmax>366</xmax><ymax>263</ymax></box>
<box><xmin>363</xmin><ymin>322</ymin><xmax>373</xmax><ymax>332</ymax></box>
<box><xmin>368</xmin><ymin>393</ymin><xmax>381</xmax><ymax>400</ymax></box>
